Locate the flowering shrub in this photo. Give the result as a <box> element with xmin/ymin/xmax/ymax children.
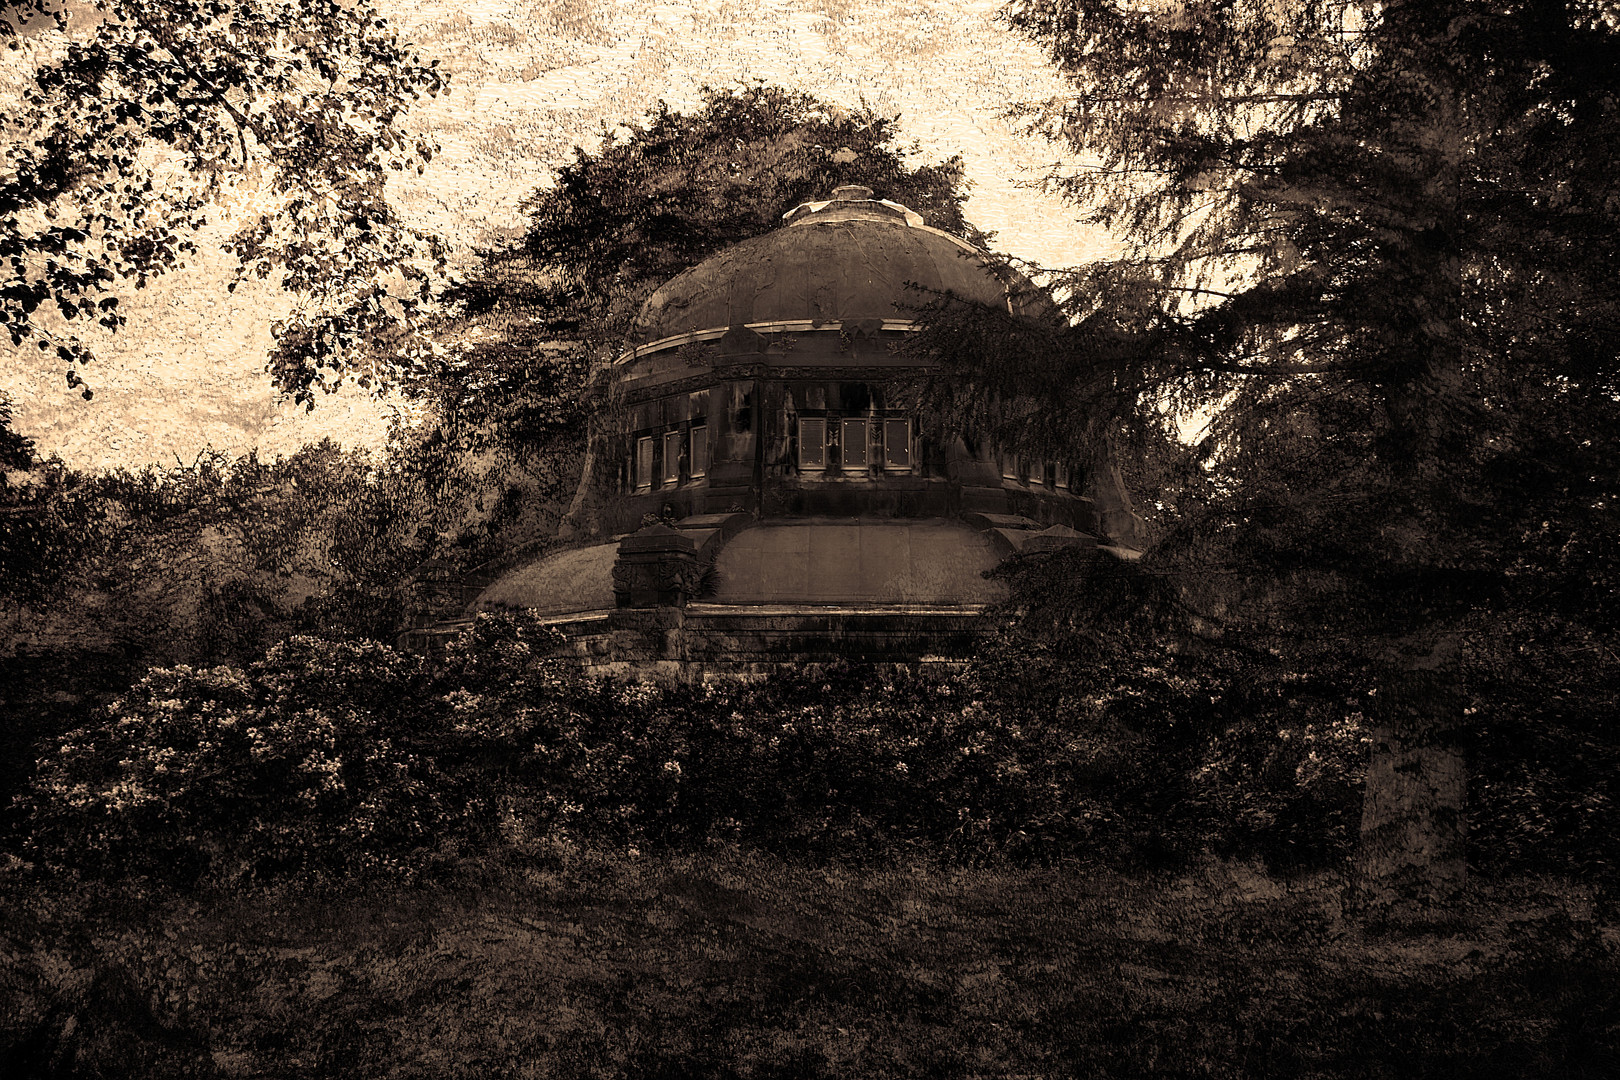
<box><xmin>424</xmin><ymin>618</ymin><xmax>1116</xmax><ymax>862</ymax></box>
<box><xmin>16</xmin><ymin>612</ymin><xmax>1374</xmax><ymax>886</ymax></box>
<box><xmin>430</xmin><ymin>614</ymin><xmax>1366</xmax><ymax>867</ymax></box>
<box><xmin>20</xmin><ymin>638</ymin><xmax>470</xmax><ymax>885</ymax></box>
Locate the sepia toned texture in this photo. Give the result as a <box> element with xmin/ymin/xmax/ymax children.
<box><xmin>2</xmin><ymin>0</ymin><xmax>1106</xmax><ymax>471</ymax></box>
<box><xmin>4</xmin><ymin>2</ymin><xmax>1616</xmax><ymax>1073</ymax></box>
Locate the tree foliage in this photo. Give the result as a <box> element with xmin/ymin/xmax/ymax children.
<box><xmin>903</xmin><ymin>0</ymin><xmax>1620</xmax><ymax>899</ymax></box>
<box><xmin>972</xmin><ymin>0</ymin><xmax>1620</xmax><ymax>591</ymax></box>
<box><xmin>0</xmin><ymin>391</ymin><xmax>34</xmax><ymax>474</ymax></box>
<box><xmin>2</xmin><ymin>0</ymin><xmax>449</xmax><ymax>404</ymax></box>
<box><xmin>512</xmin><ymin>82</ymin><xmax>982</xmax><ymax>322</ymax></box>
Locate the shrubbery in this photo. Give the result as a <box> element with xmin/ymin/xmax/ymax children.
<box><xmin>14</xmin><ymin>612</ymin><xmax>1382</xmax><ymax>887</ymax></box>
<box><xmin>0</xmin><ymin>421</ymin><xmax>580</xmax><ymax>817</ymax></box>
<box><xmin>19</xmin><ymin>638</ymin><xmax>481</xmax><ymax>885</ymax></box>
<box><xmin>13</xmin><ymin>602</ymin><xmax>1616</xmax><ymax>889</ymax></box>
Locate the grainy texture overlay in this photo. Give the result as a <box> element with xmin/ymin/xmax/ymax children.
<box><xmin>3</xmin><ymin>0</ymin><xmax>1105</xmax><ymax>470</ymax></box>
<box><xmin>3</xmin><ymin>2</ymin><xmax>1617</xmax><ymax>1076</ymax></box>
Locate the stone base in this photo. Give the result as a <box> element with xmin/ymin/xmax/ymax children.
<box><xmin>402</xmin><ymin>604</ymin><xmax>998</xmax><ymax>679</ymax></box>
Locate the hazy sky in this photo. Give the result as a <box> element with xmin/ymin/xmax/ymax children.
<box><xmin>3</xmin><ymin>0</ymin><xmax>1110</xmax><ymax>471</ymax></box>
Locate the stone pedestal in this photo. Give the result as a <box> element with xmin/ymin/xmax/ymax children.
<box><xmin>611</xmin><ymin>524</ymin><xmax>699</xmax><ymax>609</ymax></box>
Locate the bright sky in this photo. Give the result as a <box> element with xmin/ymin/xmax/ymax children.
<box><xmin>2</xmin><ymin>0</ymin><xmax>1113</xmax><ymax>471</ymax></box>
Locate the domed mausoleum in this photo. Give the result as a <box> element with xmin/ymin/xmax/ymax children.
<box><xmin>415</xmin><ymin>186</ymin><xmax>1145</xmax><ymax>674</ymax></box>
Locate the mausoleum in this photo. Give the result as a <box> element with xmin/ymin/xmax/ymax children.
<box><xmin>411</xmin><ymin>186</ymin><xmax>1145</xmax><ymax>673</ymax></box>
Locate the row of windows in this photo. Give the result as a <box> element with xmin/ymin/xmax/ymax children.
<box><xmin>629</xmin><ymin>420</ymin><xmax>1075</xmax><ymax>493</ymax></box>
<box><xmin>798</xmin><ymin>417</ymin><xmax>911</xmax><ymax>471</ymax></box>
<box><xmin>1002</xmin><ymin>454</ymin><xmax>1072</xmax><ymax>490</ymax></box>
<box><xmin>632</xmin><ymin>417</ymin><xmax>914</xmax><ymax>491</ymax></box>
<box><xmin>635</xmin><ymin>425</ymin><xmax>708</xmax><ymax>491</ymax></box>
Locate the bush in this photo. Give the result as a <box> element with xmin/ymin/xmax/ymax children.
<box><xmin>432</xmin><ymin>616</ymin><xmax>1121</xmax><ymax>863</ymax></box>
<box><xmin>19</xmin><ymin>638</ymin><xmax>475</xmax><ymax>886</ymax></box>
<box><xmin>33</xmin><ymin>607</ymin><xmax>1601</xmax><ymax>890</ymax></box>
<box><xmin>16</xmin><ymin>610</ymin><xmax>1380</xmax><ymax>887</ymax></box>
<box><xmin>436</xmin><ymin>613</ymin><xmax>1366</xmax><ymax>869</ymax></box>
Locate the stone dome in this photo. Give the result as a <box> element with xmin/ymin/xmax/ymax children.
<box><xmin>398</xmin><ymin>184</ymin><xmax>1148</xmax><ymax>674</ymax></box>
<box><xmin>631</xmin><ymin>186</ymin><xmax>1021</xmax><ymax>348</ymax></box>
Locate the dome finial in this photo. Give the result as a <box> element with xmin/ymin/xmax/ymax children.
<box><xmin>831</xmin><ymin>184</ymin><xmax>874</xmax><ymax>201</ymax></box>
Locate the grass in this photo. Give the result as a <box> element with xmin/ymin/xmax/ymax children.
<box><xmin>3</xmin><ymin>850</ymin><xmax>1616</xmax><ymax>1078</ymax></box>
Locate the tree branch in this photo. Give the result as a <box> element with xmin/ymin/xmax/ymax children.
<box><xmin>134</xmin><ymin>19</ymin><xmax>260</xmax><ymax>165</ymax></box>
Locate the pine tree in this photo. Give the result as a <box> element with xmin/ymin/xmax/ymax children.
<box><xmin>924</xmin><ymin>0</ymin><xmax>1620</xmax><ymax>915</ymax></box>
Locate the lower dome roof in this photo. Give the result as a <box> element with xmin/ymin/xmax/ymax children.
<box><xmin>469</xmin><ymin>519</ymin><xmax>1008</xmax><ymax>618</ymax></box>
<box><xmin>473</xmin><ymin>542</ymin><xmax>619</xmax><ymax>615</ymax></box>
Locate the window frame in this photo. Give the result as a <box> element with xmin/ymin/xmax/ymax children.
<box><xmin>839</xmin><ymin>418</ymin><xmax>870</xmax><ymax>470</ymax></box>
<box><xmin>798</xmin><ymin>417</ymin><xmax>827</xmax><ymax>471</ymax></box>
<box><xmin>689</xmin><ymin>424</ymin><xmax>708</xmax><ymax>478</ymax></box>
<box><xmin>882</xmin><ymin>418</ymin><xmax>912</xmax><ymax>471</ymax></box>
<box><xmin>662</xmin><ymin>429</ymin><xmax>683</xmax><ymax>486</ymax></box>
<box><xmin>635</xmin><ymin>435</ymin><xmax>654</xmax><ymax>491</ymax></box>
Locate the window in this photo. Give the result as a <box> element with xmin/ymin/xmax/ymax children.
<box><xmin>799</xmin><ymin>418</ymin><xmax>826</xmax><ymax>470</ymax></box>
<box><xmin>840</xmin><ymin>418</ymin><xmax>869</xmax><ymax>469</ymax></box>
<box><xmin>662</xmin><ymin>430</ymin><xmax>682</xmax><ymax>485</ymax></box>
<box><xmin>883</xmin><ymin>419</ymin><xmax>911</xmax><ymax>470</ymax></box>
<box><xmin>1002</xmin><ymin>453</ymin><xmax>1020</xmax><ymax>481</ymax></box>
<box><xmin>1055</xmin><ymin>461</ymin><xmax>1070</xmax><ymax>490</ymax></box>
<box><xmin>689</xmin><ymin>425</ymin><xmax>708</xmax><ymax>478</ymax></box>
<box><xmin>635</xmin><ymin>436</ymin><xmax>653</xmax><ymax>491</ymax></box>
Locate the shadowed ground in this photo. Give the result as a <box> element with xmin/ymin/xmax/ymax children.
<box><xmin>3</xmin><ymin>855</ymin><xmax>1613</xmax><ymax>1079</ymax></box>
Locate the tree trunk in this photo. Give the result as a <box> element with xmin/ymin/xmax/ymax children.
<box><xmin>1353</xmin><ymin>664</ymin><xmax>1468</xmax><ymax>922</ymax></box>
<box><xmin>557</xmin><ymin>428</ymin><xmax>604</xmax><ymax>540</ymax></box>
<box><xmin>1353</xmin><ymin>81</ymin><xmax>1472</xmax><ymax>922</ymax></box>
<box><xmin>1084</xmin><ymin>438</ymin><xmax>1149</xmax><ymax>552</ymax></box>
<box><xmin>559</xmin><ymin>367</ymin><xmax>616</xmax><ymax>540</ymax></box>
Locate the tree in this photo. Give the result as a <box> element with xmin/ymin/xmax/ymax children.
<box><xmin>2</xmin><ymin>0</ymin><xmax>449</xmax><ymax>406</ymax></box>
<box><xmin>508</xmin><ymin>82</ymin><xmax>980</xmax><ymax>329</ymax></box>
<box><xmin>918</xmin><ymin>0</ymin><xmax>1620</xmax><ymax>914</ymax></box>
<box><xmin>0</xmin><ymin>391</ymin><xmax>34</xmax><ymax>475</ymax></box>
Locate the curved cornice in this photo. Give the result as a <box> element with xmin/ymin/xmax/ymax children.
<box><xmin>614</xmin><ymin>319</ymin><xmax>919</xmax><ymax>367</ymax></box>
<box><xmin>612</xmin><ymin>360</ymin><xmax>941</xmax><ymax>407</ymax></box>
